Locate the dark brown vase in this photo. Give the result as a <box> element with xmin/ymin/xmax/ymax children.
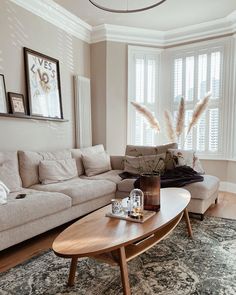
<box><xmin>140</xmin><ymin>173</ymin><xmax>160</xmax><ymax>212</ymax></box>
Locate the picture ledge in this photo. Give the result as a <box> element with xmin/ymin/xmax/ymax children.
<box><xmin>0</xmin><ymin>113</ymin><xmax>68</xmax><ymax>122</ymax></box>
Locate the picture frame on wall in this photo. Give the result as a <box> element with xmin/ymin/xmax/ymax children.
<box><xmin>24</xmin><ymin>47</ymin><xmax>63</xmax><ymax>119</ymax></box>
<box><xmin>0</xmin><ymin>74</ymin><xmax>8</xmax><ymax>114</ymax></box>
<box><xmin>8</xmin><ymin>92</ymin><xmax>26</xmax><ymax>115</ymax></box>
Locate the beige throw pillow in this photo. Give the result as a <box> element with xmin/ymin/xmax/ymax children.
<box><xmin>166</xmin><ymin>149</ymin><xmax>205</xmax><ymax>174</ymax></box>
<box><xmin>18</xmin><ymin>150</ymin><xmax>72</xmax><ymax>187</ymax></box>
<box><xmin>82</xmin><ymin>151</ymin><xmax>111</xmax><ymax>177</ymax></box>
<box><xmin>39</xmin><ymin>159</ymin><xmax>77</xmax><ymax>184</ymax></box>
<box><xmin>124</xmin><ymin>154</ymin><xmax>166</xmax><ymax>175</ymax></box>
<box><xmin>0</xmin><ymin>152</ymin><xmax>22</xmax><ymax>192</ymax></box>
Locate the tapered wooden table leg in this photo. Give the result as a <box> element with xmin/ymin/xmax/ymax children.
<box><xmin>184</xmin><ymin>208</ymin><xmax>193</xmax><ymax>238</ymax></box>
<box><xmin>68</xmin><ymin>257</ymin><xmax>78</xmax><ymax>286</ymax></box>
<box><xmin>119</xmin><ymin>247</ymin><xmax>131</xmax><ymax>295</ymax></box>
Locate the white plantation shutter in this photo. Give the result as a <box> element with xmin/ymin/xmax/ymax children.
<box><xmin>209</xmin><ymin>108</ymin><xmax>219</xmax><ymax>152</ymax></box>
<box><xmin>185</xmin><ymin>56</ymin><xmax>194</xmax><ymax>101</ymax></box>
<box><xmin>174</xmin><ymin>58</ymin><xmax>183</xmax><ymax>102</ymax></box>
<box><xmin>128</xmin><ymin>46</ymin><xmax>161</xmax><ymax>146</ymax></box>
<box><xmin>172</xmin><ymin>47</ymin><xmax>223</xmax><ymax>155</ymax></box>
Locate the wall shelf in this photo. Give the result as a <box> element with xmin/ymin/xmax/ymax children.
<box><xmin>0</xmin><ymin>113</ymin><xmax>68</xmax><ymax>122</ymax></box>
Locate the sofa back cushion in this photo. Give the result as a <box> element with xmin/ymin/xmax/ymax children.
<box><xmin>124</xmin><ymin>154</ymin><xmax>166</xmax><ymax>175</ymax></box>
<box><xmin>0</xmin><ymin>151</ymin><xmax>22</xmax><ymax>192</ymax></box>
<box><xmin>71</xmin><ymin>149</ymin><xmax>84</xmax><ymax>176</ymax></box>
<box><xmin>81</xmin><ymin>144</ymin><xmax>111</xmax><ymax>177</ymax></box>
<box><xmin>39</xmin><ymin>158</ymin><xmax>78</xmax><ymax>184</ymax></box>
<box><xmin>18</xmin><ymin>150</ymin><xmax>72</xmax><ymax>187</ymax></box>
<box><xmin>125</xmin><ymin>143</ymin><xmax>178</xmax><ymax>157</ymax></box>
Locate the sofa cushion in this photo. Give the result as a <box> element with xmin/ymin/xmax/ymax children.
<box><xmin>71</xmin><ymin>149</ymin><xmax>84</xmax><ymax>176</ymax></box>
<box><xmin>31</xmin><ymin>177</ymin><xmax>116</xmax><ymax>206</ymax></box>
<box><xmin>39</xmin><ymin>159</ymin><xmax>77</xmax><ymax>184</ymax></box>
<box><xmin>81</xmin><ymin>144</ymin><xmax>105</xmax><ymax>156</ymax></box>
<box><xmin>124</xmin><ymin>154</ymin><xmax>165</xmax><ymax>174</ymax></box>
<box><xmin>125</xmin><ymin>143</ymin><xmax>178</xmax><ymax>157</ymax></box>
<box><xmin>0</xmin><ymin>189</ymin><xmax>71</xmax><ymax>232</ymax></box>
<box><xmin>166</xmin><ymin>149</ymin><xmax>205</xmax><ymax>174</ymax></box>
<box><xmin>18</xmin><ymin>150</ymin><xmax>72</xmax><ymax>188</ymax></box>
<box><xmin>117</xmin><ymin>175</ymin><xmax>220</xmax><ymax>200</ymax></box>
<box><xmin>118</xmin><ymin>179</ymin><xmax>136</xmax><ymax>193</ymax></box>
<box><xmin>82</xmin><ymin>151</ymin><xmax>111</xmax><ymax>176</ymax></box>
<box><xmin>81</xmin><ymin>170</ymin><xmax>123</xmax><ymax>184</ymax></box>
<box><xmin>0</xmin><ymin>152</ymin><xmax>22</xmax><ymax>192</ymax></box>
<box><xmin>183</xmin><ymin>175</ymin><xmax>219</xmax><ymax>200</ymax></box>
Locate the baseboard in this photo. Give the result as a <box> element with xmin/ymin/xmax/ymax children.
<box><xmin>219</xmin><ymin>181</ymin><xmax>236</xmax><ymax>194</ymax></box>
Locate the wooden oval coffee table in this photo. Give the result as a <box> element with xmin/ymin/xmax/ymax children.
<box><xmin>53</xmin><ymin>188</ymin><xmax>192</xmax><ymax>295</ymax></box>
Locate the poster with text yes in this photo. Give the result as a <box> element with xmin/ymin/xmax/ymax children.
<box><xmin>25</xmin><ymin>49</ymin><xmax>62</xmax><ymax>119</ymax></box>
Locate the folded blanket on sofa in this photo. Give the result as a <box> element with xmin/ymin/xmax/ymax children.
<box><xmin>119</xmin><ymin>166</ymin><xmax>204</xmax><ymax>188</ymax></box>
<box><xmin>0</xmin><ymin>180</ymin><xmax>10</xmax><ymax>205</ymax></box>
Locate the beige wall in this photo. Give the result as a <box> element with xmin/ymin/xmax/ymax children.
<box><xmin>0</xmin><ymin>0</ymin><xmax>90</xmax><ymax>151</ymax></box>
<box><xmin>106</xmin><ymin>42</ymin><xmax>127</xmax><ymax>155</ymax></box>
<box><xmin>91</xmin><ymin>41</ymin><xmax>127</xmax><ymax>155</ymax></box>
<box><xmin>90</xmin><ymin>42</ymin><xmax>106</xmax><ymax>147</ymax></box>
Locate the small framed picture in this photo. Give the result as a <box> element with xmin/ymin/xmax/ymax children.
<box><xmin>8</xmin><ymin>93</ymin><xmax>26</xmax><ymax>115</ymax></box>
<box><xmin>0</xmin><ymin>74</ymin><xmax>8</xmax><ymax>114</ymax></box>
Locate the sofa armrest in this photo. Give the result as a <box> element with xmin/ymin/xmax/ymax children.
<box><xmin>110</xmin><ymin>156</ymin><xmax>124</xmax><ymax>170</ymax></box>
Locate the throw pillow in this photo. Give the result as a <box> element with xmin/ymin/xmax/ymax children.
<box><xmin>82</xmin><ymin>151</ymin><xmax>111</xmax><ymax>177</ymax></box>
<box><xmin>39</xmin><ymin>159</ymin><xmax>78</xmax><ymax>184</ymax></box>
<box><xmin>0</xmin><ymin>180</ymin><xmax>9</xmax><ymax>205</ymax></box>
<box><xmin>124</xmin><ymin>154</ymin><xmax>166</xmax><ymax>175</ymax></box>
<box><xmin>166</xmin><ymin>149</ymin><xmax>205</xmax><ymax>174</ymax></box>
<box><xmin>0</xmin><ymin>151</ymin><xmax>22</xmax><ymax>192</ymax></box>
<box><xmin>125</xmin><ymin>142</ymin><xmax>178</xmax><ymax>157</ymax></box>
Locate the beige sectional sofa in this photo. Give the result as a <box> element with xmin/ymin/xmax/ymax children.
<box><xmin>0</xmin><ymin>143</ymin><xmax>219</xmax><ymax>251</ymax></box>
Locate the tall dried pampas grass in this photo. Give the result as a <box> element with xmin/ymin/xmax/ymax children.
<box><xmin>131</xmin><ymin>101</ymin><xmax>161</xmax><ymax>133</ymax></box>
<box><xmin>175</xmin><ymin>97</ymin><xmax>185</xmax><ymax>139</ymax></box>
<box><xmin>164</xmin><ymin>110</ymin><xmax>177</xmax><ymax>142</ymax></box>
<box><xmin>187</xmin><ymin>92</ymin><xmax>211</xmax><ymax>135</ymax></box>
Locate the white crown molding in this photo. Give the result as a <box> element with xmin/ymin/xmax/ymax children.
<box><xmin>9</xmin><ymin>0</ymin><xmax>236</xmax><ymax>47</ymax></box>
<box><xmin>92</xmin><ymin>24</ymin><xmax>165</xmax><ymax>46</ymax></box>
<box><xmin>92</xmin><ymin>11</ymin><xmax>236</xmax><ymax>46</ymax></box>
<box><xmin>10</xmin><ymin>0</ymin><xmax>92</xmax><ymax>43</ymax></box>
<box><xmin>220</xmin><ymin>181</ymin><xmax>236</xmax><ymax>194</ymax></box>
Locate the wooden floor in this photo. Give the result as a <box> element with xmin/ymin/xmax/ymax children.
<box><xmin>0</xmin><ymin>191</ymin><xmax>235</xmax><ymax>273</ymax></box>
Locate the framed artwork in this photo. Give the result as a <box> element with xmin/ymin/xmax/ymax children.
<box><xmin>24</xmin><ymin>47</ymin><xmax>63</xmax><ymax>119</ymax></box>
<box><xmin>0</xmin><ymin>74</ymin><xmax>8</xmax><ymax>114</ymax></box>
<box><xmin>8</xmin><ymin>92</ymin><xmax>26</xmax><ymax>115</ymax></box>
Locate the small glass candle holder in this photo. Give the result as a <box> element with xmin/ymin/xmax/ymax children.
<box><xmin>129</xmin><ymin>189</ymin><xmax>144</xmax><ymax>219</ymax></box>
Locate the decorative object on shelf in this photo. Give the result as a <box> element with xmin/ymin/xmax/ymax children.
<box><xmin>0</xmin><ymin>74</ymin><xmax>8</xmax><ymax>114</ymax></box>
<box><xmin>8</xmin><ymin>92</ymin><xmax>26</xmax><ymax>115</ymax></box>
<box><xmin>89</xmin><ymin>0</ymin><xmax>167</xmax><ymax>13</ymax></box>
<box><xmin>24</xmin><ymin>47</ymin><xmax>63</xmax><ymax>119</ymax></box>
<box><xmin>140</xmin><ymin>173</ymin><xmax>161</xmax><ymax>212</ymax></box>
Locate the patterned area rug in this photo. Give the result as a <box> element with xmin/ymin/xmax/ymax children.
<box><xmin>1</xmin><ymin>217</ymin><xmax>236</xmax><ymax>295</ymax></box>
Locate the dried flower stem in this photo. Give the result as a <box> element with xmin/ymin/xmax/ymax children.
<box><xmin>164</xmin><ymin>110</ymin><xmax>177</xmax><ymax>142</ymax></box>
<box><xmin>131</xmin><ymin>101</ymin><xmax>161</xmax><ymax>133</ymax></box>
<box><xmin>175</xmin><ymin>97</ymin><xmax>185</xmax><ymax>139</ymax></box>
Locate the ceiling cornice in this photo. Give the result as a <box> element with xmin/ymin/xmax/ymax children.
<box><xmin>92</xmin><ymin>12</ymin><xmax>236</xmax><ymax>46</ymax></box>
<box><xmin>10</xmin><ymin>0</ymin><xmax>236</xmax><ymax>46</ymax></box>
<box><xmin>10</xmin><ymin>0</ymin><xmax>92</xmax><ymax>43</ymax></box>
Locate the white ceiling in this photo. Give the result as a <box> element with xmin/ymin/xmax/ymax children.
<box><xmin>53</xmin><ymin>0</ymin><xmax>236</xmax><ymax>31</ymax></box>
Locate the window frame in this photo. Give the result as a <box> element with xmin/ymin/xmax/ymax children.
<box><xmin>170</xmin><ymin>43</ymin><xmax>226</xmax><ymax>158</ymax></box>
<box><xmin>127</xmin><ymin>45</ymin><xmax>162</xmax><ymax>146</ymax></box>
